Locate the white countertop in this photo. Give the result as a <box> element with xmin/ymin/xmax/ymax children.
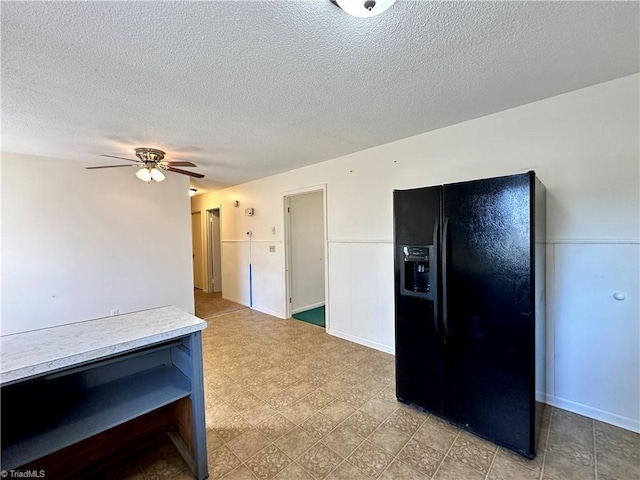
<box><xmin>0</xmin><ymin>306</ymin><xmax>207</xmax><ymax>385</ymax></box>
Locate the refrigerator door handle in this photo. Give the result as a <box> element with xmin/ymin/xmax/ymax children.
<box><xmin>432</xmin><ymin>217</ymin><xmax>440</xmax><ymax>335</ymax></box>
<box><xmin>442</xmin><ymin>217</ymin><xmax>450</xmax><ymax>335</ymax></box>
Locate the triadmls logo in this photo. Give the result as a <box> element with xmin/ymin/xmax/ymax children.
<box><xmin>1</xmin><ymin>471</ymin><xmax>46</xmax><ymax>478</ymax></box>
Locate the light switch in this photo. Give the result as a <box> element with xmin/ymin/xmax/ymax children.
<box><xmin>269</xmin><ymin>245</ymin><xmax>276</xmax><ymax>253</ymax></box>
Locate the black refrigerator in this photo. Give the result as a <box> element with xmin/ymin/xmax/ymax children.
<box><xmin>393</xmin><ymin>171</ymin><xmax>546</xmax><ymax>458</ymax></box>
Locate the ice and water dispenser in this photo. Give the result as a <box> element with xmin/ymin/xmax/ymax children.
<box><xmin>401</xmin><ymin>245</ymin><xmax>434</xmax><ymax>299</ymax></box>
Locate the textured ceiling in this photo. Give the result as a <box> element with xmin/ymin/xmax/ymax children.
<box><xmin>2</xmin><ymin>1</ymin><xmax>638</xmax><ymax>193</ymax></box>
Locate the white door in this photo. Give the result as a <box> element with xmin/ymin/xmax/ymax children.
<box><xmin>288</xmin><ymin>191</ymin><xmax>325</xmax><ymax>313</ymax></box>
<box><xmin>191</xmin><ymin>212</ymin><xmax>203</xmax><ymax>290</ymax></box>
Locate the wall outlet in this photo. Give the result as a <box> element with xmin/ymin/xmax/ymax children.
<box><xmin>110</xmin><ymin>309</ymin><xmax>119</xmax><ymax>316</ymax></box>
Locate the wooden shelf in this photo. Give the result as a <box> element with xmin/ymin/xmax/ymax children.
<box><xmin>1</xmin><ymin>365</ymin><xmax>191</xmax><ymax>470</ymax></box>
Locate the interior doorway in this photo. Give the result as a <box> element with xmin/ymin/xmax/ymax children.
<box><xmin>207</xmin><ymin>208</ymin><xmax>222</xmax><ymax>293</ymax></box>
<box><xmin>284</xmin><ymin>186</ymin><xmax>327</xmax><ymax>329</ymax></box>
<box><xmin>191</xmin><ymin>211</ymin><xmax>203</xmax><ymax>290</ymax></box>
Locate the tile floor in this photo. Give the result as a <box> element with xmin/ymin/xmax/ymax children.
<box><xmin>100</xmin><ymin>309</ymin><xmax>639</xmax><ymax>480</ymax></box>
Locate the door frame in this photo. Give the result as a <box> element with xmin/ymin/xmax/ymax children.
<box><xmin>282</xmin><ymin>184</ymin><xmax>328</xmax><ymax>329</ymax></box>
<box><xmin>198</xmin><ymin>205</ymin><xmax>223</xmax><ymax>294</ymax></box>
<box><xmin>206</xmin><ymin>208</ymin><xmax>222</xmax><ymax>294</ymax></box>
<box><xmin>191</xmin><ymin>211</ymin><xmax>204</xmax><ymax>290</ymax></box>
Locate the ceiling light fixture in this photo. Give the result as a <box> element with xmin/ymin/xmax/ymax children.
<box><xmin>150</xmin><ymin>167</ymin><xmax>166</xmax><ymax>182</ymax></box>
<box><xmin>136</xmin><ymin>166</ymin><xmax>166</xmax><ymax>183</ymax></box>
<box><xmin>331</xmin><ymin>0</ymin><xmax>396</xmax><ymax>17</ymax></box>
<box><xmin>136</xmin><ymin>167</ymin><xmax>152</xmax><ymax>182</ymax></box>
<box><xmin>189</xmin><ymin>188</ymin><xmax>198</xmax><ymax>197</ymax></box>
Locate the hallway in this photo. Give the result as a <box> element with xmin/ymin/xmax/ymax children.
<box><xmin>194</xmin><ymin>289</ymin><xmax>247</xmax><ymax>320</ymax></box>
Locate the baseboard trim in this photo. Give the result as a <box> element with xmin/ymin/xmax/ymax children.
<box><xmin>327</xmin><ymin>328</ymin><xmax>394</xmax><ymax>354</ymax></box>
<box><xmin>545</xmin><ymin>394</ymin><xmax>640</xmax><ymax>433</ymax></box>
<box><xmin>292</xmin><ymin>302</ymin><xmax>325</xmax><ymax>315</ymax></box>
<box><xmin>222</xmin><ymin>297</ymin><xmax>250</xmax><ymax>308</ymax></box>
<box><xmin>251</xmin><ymin>305</ymin><xmax>285</xmax><ymax>319</ymax></box>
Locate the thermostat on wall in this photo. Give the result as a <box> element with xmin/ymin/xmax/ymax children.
<box><xmin>245</xmin><ymin>208</ymin><xmax>254</xmax><ymax>216</ymax></box>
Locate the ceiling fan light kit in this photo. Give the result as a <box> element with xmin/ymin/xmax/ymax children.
<box><xmin>332</xmin><ymin>0</ymin><xmax>396</xmax><ymax>17</ymax></box>
<box><xmin>86</xmin><ymin>147</ymin><xmax>205</xmax><ymax>183</ymax></box>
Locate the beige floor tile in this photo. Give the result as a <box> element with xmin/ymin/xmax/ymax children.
<box><xmin>320</xmin><ymin>400</ymin><xmax>357</xmax><ymax>423</ymax></box>
<box><xmin>379</xmin><ymin>459</ymin><xmax>430</xmax><ymax>480</ymax></box>
<box><xmin>250</xmin><ymin>381</ymin><xmax>287</xmax><ymax>401</ymax></box>
<box><xmin>299</xmin><ymin>389</ymin><xmax>335</xmax><ymax>410</ymax></box>
<box><xmin>221</xmin><ymin>464</ymin><xmax>260</xmax><ymax>480</ymax></box>
<box><xmin>347</xmin><ymin>441</ymin><xmax>395</xmax><ymax>479</ymax></box>
<box><xmin>343</xmin><ymin>410</ymin><xmax>382</xmax><ymax>437</ymax></box>
<box><xmin>543</xmin><ymin>450</ymin><xmax>595</xmax><ymax>480</ymax></box>
<box><xmin>227</xmin><ymin>428</ymin><xmax>272</xmax><ymax>461</ymax></box>
<box><xmin>448</xmin><ymin>433</ymin><xmax>495</xmax><ymax>474</ymax></box>
<box><xmin>241</xmin><ymin>401</ymin><xmax>279</xmax><ymax>427</ymax></box>
<box><xmin>596</xmin><ymin>452</ymin><xmax>640</xmax><ymax>480</ymax></box>
<box><xmin>339</xmin><ymin>386</ymin><xmax>373</xmax><ymax>408</ymax></box>
<box><xmin>377</xmin><ymin>385</ymin><xmax>397</xmax><ymax>403</ymax></box>
<box><xmin>549</xmin><ymin>409</ymin><xmax>594</xmax><ymax>447</ymax></box>
<box><xmin>279</xmin><ymin>400</ymin><xmax>318</xmax><ymax>424</ymax></box>
<box><xmin>214</xmin><ymin>414</ymin><xmax>253</xmax><ymax>443</ymax></box>
<box><xmin>286</xmin><ymin>381</ymin><xmax>317</xmax><ymax>401</ymax></box>
<box><xmin>265</xmin><ymin>389</ymin><xmax>300</xmax><ymax>411</ymax></box>
<box><xmin>137</xmin><ymin>438</ymin><xmax>189</xmax><ymax>480</ymax></box>
<box><xmin>207</xmin><ymin>445</ymin><xmax>243</xmax><ymax>480</ymax></box>
<box><xmin>258</xmin><ymin>413</ymin><xmax>296</xmax><ymax>441</ymax></box>
<box><xmin>433</xmin><ymin>456</ymin><xmax>484</xmax><ymax>480</ymax></box>
<box><xmin>320</xmin><ymin>378</ymin><xmax>353</xmax><ymax>397</ymax></box>
<box><xmin>398</xmin><ymin>438</ymin><xmax>444</xmax><ymax>477</ymax></box>
<box><xmin>384</xmin><ymin>405</ymin><xmax>426</xmax><ymax>435</ymax></box>
<box><xmin>324</xmin><ymin>461</ymin><xmax>370</xmax><ymax>480</ymax></box>
<box><xmin>413</xmin><ymin>421</ymin><xmax>457</xmax><ymax>454</ymax></box>
<box><xmin>214</xmin><ymin>382</ymin><xmax>250</xmax><ymax>402</ymax></box>
<box><xmin>273</xmin><ymin>462</ymin><xmax>315</xmax><ymax>480</ymax></box>
<box><xmin>320</xmin><ymin>425</ymin><xmax>365</xmax><ymax>458</ymax></box>
<box><xmin>360</xmin><ymin>397</ymin><xmax>399</xmax><ymax>421</ymax></box>
<box><xmin>206</xmin><ymin>400</ymin><xmax>241</xmax><ymax>427</ymax></box>
<box><xmin>297</xmin><ymin>443</ymin><xmax>344</xmax><ymax>479</ymax></box>
<box><xmin>595</xmin><ymin>420</ymin><xmax>640</xmax><ymax>461</ymax></box>
<box><xmin>369</xmin><ymin>422</ymin><xmax>411</xmax><ymax>456</ymax></box>
<box><xmin>487</xmin><ymin>451</ymin><xmax>539</xmax><ymax>480</ymax></box>
<box><xmin>228</xmin><ymin>392</ymin><xmax>265</xmax><ymax>412</ymax></box>
<box><xmin>358</xmin><ymin>376</ymin><xmax>389</xmax><ymax>395</ymax></box>
<box><xmin>245</xmin><ymin>444</ymin><xmax>291</xmax><ymax>480</ymax></box>
<box><xmin>495</xmin><ymin>447</ymin><xmax>543</xmax><ymax>473</ymax></box>
<box><xmin>275</xmin><ymin>427</ymin><xmax>319</xmax><ymax>460</ymax></box>
<box><xmin>300</xmin><ymin>414</ymin><xmax>340</xmax><ymax>440</ymax></box>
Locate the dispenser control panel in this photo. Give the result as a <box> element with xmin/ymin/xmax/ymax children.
<box><xmin>403</xmin><ymin>246</ymin><xmax>430</xmax><ymax>263</ymax></box>
<box><xmin>401</xmin><ymin>245</ymin><xmax>433</xmax><ymax>298</ymax></box>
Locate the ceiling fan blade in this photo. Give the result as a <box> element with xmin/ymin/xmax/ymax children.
<box><xmin>166</xmin><ymin>166</ymin><xmax>205</xmax><ymax>178</ymax></box>
<box><xmin>100</xmin><ymin>154</ymin><xmax>140</xmax><ymax>163</ymax></box>
<box><xmin>165</xmin><ymin>161</ymin><xmax>197</xmax><ymax>167</ymax></box>
<box><xmin>85</xmin><ymin>165</ymin><xmax>134</xmax><ymax>169</ymax></box>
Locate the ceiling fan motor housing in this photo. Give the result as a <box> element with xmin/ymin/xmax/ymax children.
<box><xmin>135</xmin><ymin>148</ymin><xmax>166</xmax><ymax>163</ymax></box>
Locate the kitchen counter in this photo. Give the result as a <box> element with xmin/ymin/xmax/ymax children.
<box><xmin>0</xmin><ymin>305</ymin><xmax>206</xmax><ymax>385</ymax></box>
<box><xmin>0</xmin><ymin>306</ymin><xmax>208</xmax><ymax>479</ymax></box>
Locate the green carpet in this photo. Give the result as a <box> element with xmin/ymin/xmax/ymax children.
<box><xmin>293</xmin><ymin>306</ymin><xmax>325</xmax><ymax>327</ymax></box>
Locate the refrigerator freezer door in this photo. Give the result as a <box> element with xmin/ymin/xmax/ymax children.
<box><xmin>393</xmin><ymin>186</ymin><xmax>444</xmax><ymax>414</ymax></box>
<box><xmin>442</xmin><ymin>172</ymin><xmax>535</xmax><ymax>456</ymax></box>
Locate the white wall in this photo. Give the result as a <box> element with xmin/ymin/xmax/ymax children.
<box><xmin>288</xmin><ymin>191</ymin><xmax>325</xmax><ymax>313</ymax></box>
<box><xmin>1</xmin><ymin>152</ymin><xmax>195</xmax><ymax>334</ymax></box>
<box><xmin>191</xmin><ymin>74</ymin><xmax>640</xmax><ymax>431</ymax></box>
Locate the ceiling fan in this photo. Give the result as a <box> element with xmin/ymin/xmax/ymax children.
<box><xmin>86</xmin><ymin>147</ymin><xmax>205</xmax><ymax>183</ymax></box>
